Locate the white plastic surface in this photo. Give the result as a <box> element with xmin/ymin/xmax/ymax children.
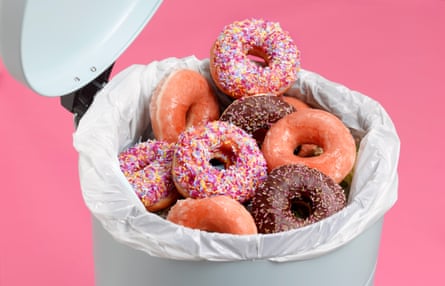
<box><xmin>0</xmin><ymin>0</ymin><xmax>163</xmax><ymax>96</ymax></box>
<box><xmin>73</xmin><ymin>56</ymin><xmax>400</xmax><ymax>262</ymax></box>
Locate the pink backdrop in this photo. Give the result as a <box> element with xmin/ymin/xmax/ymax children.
<box><xmin>1</xmin><ymin>0</ymin><xmax>443</xmax><ymax>285</ymax></box>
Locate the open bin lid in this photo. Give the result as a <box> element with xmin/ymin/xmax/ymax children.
<box><xmin>0</xmin><ymin>0</ymin><xmax>163</xmax><ymax>97</ymax></box>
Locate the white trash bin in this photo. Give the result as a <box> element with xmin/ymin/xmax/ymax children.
<box><xmin>92</xmin><ymin>217</ymin><xmax>384</xmax><ymax>286</ymax></box>
<box><xmin>0</xmin><ymin>2</ymin><xmax>400</xmax><ymax>286</ymax></box>
<box><xmin>73</xmin><ymin>57</ymin><xmax>399</xmax><ymax>286</ymax></box>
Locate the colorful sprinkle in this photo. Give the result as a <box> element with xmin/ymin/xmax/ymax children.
<box><xmin>118</xmin><ymin>140</ymin><xmax>178</xmax><ymax>211</ymax></box>
<box><xmin>210</xmin><ymin>18</ymin><xmax>301</xmax><ymax>98</ymax></box>
<box><xmin>172</xmin><ymin>121</ymin><xmax>268</xmax><ymax>203</ymax></box>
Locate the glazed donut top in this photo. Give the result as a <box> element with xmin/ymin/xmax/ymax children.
<box><xmin>211</xmin><ymin>18</ymin><xmax>300</xmax><ymax>98</ymax></box>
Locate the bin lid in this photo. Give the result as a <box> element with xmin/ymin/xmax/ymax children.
<box><xmin>0</xmin><ymin>0</ymin><xmax>163</xmax><ymax>97</ymax></box>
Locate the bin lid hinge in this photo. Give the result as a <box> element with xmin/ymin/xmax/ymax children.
<box><xmin>60</xmin><ymin>63</ymin><xmax>114</xmax><ymax>125</ymax></box>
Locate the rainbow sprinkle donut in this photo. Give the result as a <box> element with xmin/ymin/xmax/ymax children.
<box><xmin>210</xmin><ymin>18</ymin><xmax>301</xmax><ymax>99</ymax></box>
<box><xmin>118</xmin><ymin>140</ymin><xmax>179</xmax><ymax>212</ymax></box>
<box><xmin>172</xmin><ymin>121</ymin><xmax>268</xmax><ymax>203</ymax></box>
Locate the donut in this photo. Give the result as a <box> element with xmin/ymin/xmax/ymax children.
<box><xmin>251</xmin><ymin>164</ymin><xmax>346</xmax><ymax>234</ymax></box>
<box><xmin>172</xmin><ymin>120</ymin><xmax>268</xmax><ymax>203</ymax></box>
<box><xmin>261</xmin><ymin>108</ymin><xmax>356</xmax><ymax>183</ymax></box>
<box><xmin>167</xmin><ymin>196</ymin><xmax>258</xmax><ymax>235</ymax></box>
<box><xmin>219</xmin><ymin>94</ymin><xmax>295</xmax><ymax>145</ymax></box>
<box><xmin>210</xmin><ymin>18</ymin><xmax>300</xmax><ymax>99</ymax></box>
<box><xmin>118</xmin><ymin>140</ymin><xmax>179</xmax><ymax>212</ymax></box>
<box><xmin>280</xmin><ymin>96</ymin><xmax>325</xmax><ymax>156</ymax></box>
<box><xmin>281</xmin><ymin>96</ymin><xmax>323</xmax><ymax>156</ymax></box>
<box><xmin>149</xmin><ymin>69</ymin><xmax>220</xmax><ymax>143</ymax></box>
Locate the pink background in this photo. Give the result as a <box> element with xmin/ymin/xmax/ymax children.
<box><xmin>0</xmin><ymin>0</ymin><xmax>443</xmax><ymax>285</ymax></box>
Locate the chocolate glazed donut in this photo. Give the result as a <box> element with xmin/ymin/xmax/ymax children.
<box><xmin>219</xmin><ymin>94</ymin><xmax>296</xmax><ymax>145</ymax></box>
<box><xmin>251</xmin><ymin>164</ymin><xmax>346</xmax><ymax>234</ymax></box>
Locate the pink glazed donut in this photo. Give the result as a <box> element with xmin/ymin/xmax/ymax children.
<box><xmin>210</xmin><ymin>18</ymin><xmax>301</xmax><ymax>99</ymax></box>
<box><xmin>150</xmin><ymin>69</ymin><xmax>220</xmax><ymax>143</ymax></box>
<box><xmin>261</xmin><ymin>108</ymin><xmax>357</xmax><ymax>183</ymax></box>
<box><xmin>167</xmin><ymin>196</ymin><xmax>258</xmax><ymax>235</ymax></box>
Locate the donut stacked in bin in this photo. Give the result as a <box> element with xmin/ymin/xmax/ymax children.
<box><xmin>118</xmin><ymin>18</ymin><xmax>357</xmax><ymax>235</ymax></box>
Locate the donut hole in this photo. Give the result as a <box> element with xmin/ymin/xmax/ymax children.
<box><xmin>247</xmin><ymin>48</ymin><xmax>269</xmax><ymax>67</ymax></box>
<box><xmin>293</xmin><ymin>144</ymin><xmax>324</xmax><ymax>158</ymax></box>
<box><xmin>184</xmin><ymin>105</ymin><xmax>201</xmax><ymax>128</ymax></box>
<box><xmin>209</xmin><ymin>158</ymin><xmax>227</xmax><ymax>170</ymax></box>
<box><xmin>290</xmin><ymin>196</ymin><xmax>313</xmax><ymax>219</ymax></box>
<box><xmin>184</xmin><ymin>108</ymin><xmax>193</xmax><ymax>126</ymax></box>
<box><xmin>209</xmin><ymin>144</ymin><xmax>237</xmax><ymax>170</ymax></box>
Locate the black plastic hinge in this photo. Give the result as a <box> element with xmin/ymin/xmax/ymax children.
<box><xmin>60</xmin><ymin>63</ymin><xmax>114</xmax><ymax>125</ymax></box>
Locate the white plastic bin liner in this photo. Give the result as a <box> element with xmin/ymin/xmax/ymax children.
<box><xmin>73</xmin><ymin>56</ymin><xmax>400</xmax><ymax>262</ymax></box>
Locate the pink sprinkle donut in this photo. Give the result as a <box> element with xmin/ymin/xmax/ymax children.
<box><xmin>210</xmin><ymin>18</ymin><xmax>301</xmax><ymax>99</ymax></box>
<box><xmin>172</xmin><ymin>121</ymin><xmax>268</xmax><ymax>203</ymax></box>
<box><xmin>118</xmin><ymin>140</ymin><xmax>179</xmax><ymax>212</ymax></box>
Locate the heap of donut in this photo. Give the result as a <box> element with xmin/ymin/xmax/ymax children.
<box><xmin>118</xmin><ymin>18</ymin><xmax>357</xmax><ymax>235</ymax></box>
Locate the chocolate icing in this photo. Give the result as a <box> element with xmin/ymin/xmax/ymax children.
<box><xmin>251</xmin><ymin>164</ymin><xmax>346</xmax><ymax>234</ymax></box>
<box><xmin>220</xmin><ymin>94</ymin><xmax>295</xmax><ymax>145</ymax></box>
